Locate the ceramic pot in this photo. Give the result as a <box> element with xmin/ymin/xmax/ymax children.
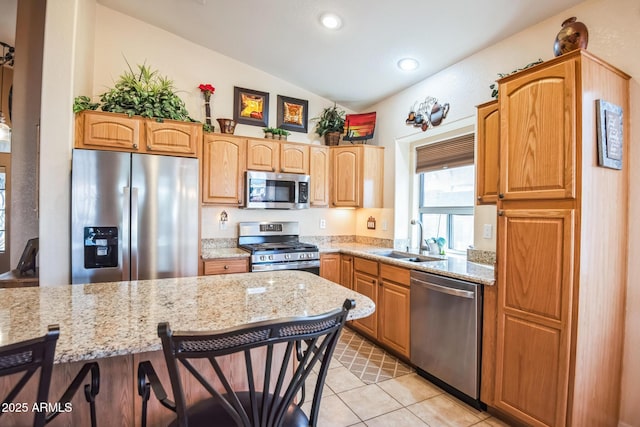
<box><xmin>554</xmin><ymin>17</ymin><xmax>588</xmax><ymax>57</ymax></box>
<box><xmin>217</xmin><ymin>118</ymin><xmax>236</xmax><ymax>134</ymax></box>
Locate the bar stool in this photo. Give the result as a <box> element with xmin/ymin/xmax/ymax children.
<box><xmin>0</xmin><ymin>325</ymin><xmax>100</xmax><ymax>427</ymax></box>
<box><xmin>138</xmin><ymin>299</ymin><xmax>355</xmax><ymax>427</ymax></box>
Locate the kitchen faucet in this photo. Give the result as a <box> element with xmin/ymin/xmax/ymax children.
<box><xmin>410</xmin><ymin>219</ymin><xmax>428</xmax><ymax>254</ymax></box>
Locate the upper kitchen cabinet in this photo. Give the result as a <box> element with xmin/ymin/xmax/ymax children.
<box><xmin>498</xmin><ymin>58</ymin><xmax>576</xmax><ymax>201</ymax></box>
<box><xmin>310</xmin><ymin>145</ymin><xmax>330</xmax><ymax>207</ymax></box>
<box><xmin>280</xmin><ymin>142</ymin><xmax>310</xmax><ymax>174</ymax></box>
<box><xmin>247</xmin><ymin>139</ymin><xmax>279</xmax><ymax>172</ymax></box>
<box><xmin>246</xmin><ymin>139</ymin><xmax>309</xmax><ymax>174</ymax></box>
<box><xmin>331</xmin><ymin>145</ymin><xmax>384</xmax><ymax>208</ymax></box>
<box><xmin>476</xmin><ymin>100</ymin><xmax>499</xmax><ymax>204</ymax></box>
<box><xmin>145</xmin><ymin>118</ymin><xmax>201</xmax><ymax>157</ymax></box>
<box><xmin>75</xmin><ymin>110</ymin><xmax>200</xmax><ymax>157</ymax></box>
<box><xmin>202</xmin><ymin>134</ymin><xmax>247</xmax><ymax>205</ymax></box>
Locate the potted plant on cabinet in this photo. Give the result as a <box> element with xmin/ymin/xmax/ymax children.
<box><xmin>313</xmin><ymin>104</ymin><xmax>345</xmax><ymax>146</ymax></box>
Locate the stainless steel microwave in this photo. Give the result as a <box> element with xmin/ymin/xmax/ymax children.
<box><xmin>244</xmin><ymin>171</ymin><xmax>310</xmax><ymax>209</ymax></box>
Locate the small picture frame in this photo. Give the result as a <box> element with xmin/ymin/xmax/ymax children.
<box><xmin>277</xmin><ymin>95</ymin><xmax>308</xmax><ymax>133</ymax></box>
<box><xmin>233</xmin><ymin>87</ymin><xmax>269</xmax><ymax>127</ymax></box>
<box><xmin>596</xmin><ymin>99</ymin><xmax>623</xmax><ymax>170</ymax></box>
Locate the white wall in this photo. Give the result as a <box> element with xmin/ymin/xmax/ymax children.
<box><xmin>366</xmin><ymin>0</ymin><xmax>640</xmax><ymax>424</ymax></box>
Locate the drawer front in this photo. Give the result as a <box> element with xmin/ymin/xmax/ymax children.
<box><xmin>203</xmin><ymin>258</ymin><xmax>249</xmax><ymax>275</ymax></box>
<box><xmin>354</xmin><ymin>257</ymin><xmax>378</xmax><ymax>276</ymax></box>
<box><xmin>380</xmin><ymin>263</ymin><xmax>410</xmax><ymax>286</ymax></box>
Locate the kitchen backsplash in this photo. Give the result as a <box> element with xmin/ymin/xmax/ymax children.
<box><xmin>201</xmin><ymin>235</ymin><xmax>395</xmax><ymax>250</ymax></box>
<box><xmin>466</xmin><ymin>249</ymin><xmax>496</xmax><ymax>266</ymax></box>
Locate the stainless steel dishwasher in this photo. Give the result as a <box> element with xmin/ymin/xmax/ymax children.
<box><xmin>410</xmin><ymin>270</ymin><xmax>483</xmax><ymax>409</ymax></box>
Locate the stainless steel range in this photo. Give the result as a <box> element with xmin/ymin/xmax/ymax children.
<box><xmin>238</xmin><ymin>222</ymin><xmax>320</xmax><ymax>274</ymax></box>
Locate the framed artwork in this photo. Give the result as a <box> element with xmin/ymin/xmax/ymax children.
<box><xmin>596</xmin><ymin>99</ymin><xmax>623</xmax><ymax>170</ymax></box>
<box><xmin>276</xmin><ymin>95</ymin><xmax>308</xmax><ymax>133</ymax></box>
<box><xmin>343</xmin><ymin>112</ymin><xmax>377</xmax><ymax>142</ymax></box>
<box><xmin>233</xmin><ymin>86</ymin><xmax>269</xmax><ymax>127</ymax></box>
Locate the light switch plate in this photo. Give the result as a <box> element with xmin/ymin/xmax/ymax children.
<box><xmin>483</xmin><ymin>224</ymin><xmax>492</xmax><ymax>239</ymax></box>
<box><xmin>320</xmin><ymin>219</ymin><xmax>326</xmax><ymax>229</ymax></box>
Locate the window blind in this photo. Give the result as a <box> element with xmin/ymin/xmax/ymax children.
<box><xmin>415</xmin><ymin>133</ymin><xmax>475</xmax><ymax>173</ymax></box>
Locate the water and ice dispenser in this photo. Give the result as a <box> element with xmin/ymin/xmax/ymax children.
<box><xmin>83</xmin><ymin>227</ymin><xmax>118</xmax><ymax>269</ymax></box>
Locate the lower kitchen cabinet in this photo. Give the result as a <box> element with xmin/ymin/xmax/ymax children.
<box><xmin>340</xmin><ymin>255</ymin><xmax>353</xmax><ymax>289</ymax></box>
<box><xmin>320</xmin><ymin>253</ymin><xmax>341</xmax><ymax>284</ymax></box>
<box><xmin>378</xmin><ymin>263</ymin><xmax>411</xmax><ymax>358</ymax></box>
<box><xmin>202</xmin><ymin>258</ymin><xmax>249</xmax><ymax>275</ymax></box>
<box><xmin>349</xmin><ymin>257</ymin><xmax>411</xmax><ymax>360</ymax></box>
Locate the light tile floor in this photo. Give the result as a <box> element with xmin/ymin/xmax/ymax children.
<box><xmin>303</xmin><ymin>327</ymin><xmax>512</xmax><ymax>427</ymax></box>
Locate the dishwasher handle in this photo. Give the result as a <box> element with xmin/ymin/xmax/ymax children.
<box><xmin>411</xmin><ymin>277</ymin><xmax>475</xmax><ymax>299</ymax></box>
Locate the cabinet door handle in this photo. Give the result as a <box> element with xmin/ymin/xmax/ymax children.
<box><xmin>477</xmin><ymin>196</ymin><xmax>482</xmax><ymax>201</ymax></box>
<box><xmin>272</xmin><ymin>167</ymin><xmax>276</xmax><ymax>172</ymax></box>
<box><xmin>132</xmin><ymin>143</ymin><xmax>138</xmax><ymax>150</ymax></box>
<box><xmin>497</xmin><ymin>210</ymin><xmax>504</xmax><ymax>216</ymax></box>
<box><xmin>498</xmin><ymin>193</ymin><xmax>504</xmax><ymax>199</ymax></box>
<box><xmin>224</xmin><ymin>265</ymin><xmax>229</xmax><ymax>270</ymax></box>
<box><xmin>147</xmin><ymin>144</ymin><xmax>151</xmax><ymax>150</ymax></box>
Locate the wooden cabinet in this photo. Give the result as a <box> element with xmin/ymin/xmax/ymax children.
<box><xmin>202</xmin><ymin>134</ymin><xmax>246</xmax><ymax>205</ymax></box>
<box><xmin>349</xmin><ymin>257</ymin><xmax>411</xmax><ymax>359</ymax></box>
<box><xmin>340</xmin><ymin>255</ymin><xmax>353</xmax><ymax>290</ymax></box>
<box><xmin>145</xmin><ymin>119</ymin><xmax>200</xmax><ymax>157</ymax></box>
<box><xmin>246</xmin><ymin>140</ymin><xmax>309</xmax><ymax>174</ymax></box>
<box><xmin>476</xmin><ymin>100</ymin><xmax>499</xmax><ymax>204</ymax></box>
<box><xmin>203</xmin><ymin>258</ymin><xmax>249</xmax><ymax>275</ymax></box>
<box><xmin>75</xmin><ymin>110</ymin><xmax>200</xmax><ymax>157</ymax></box>
<box><xmin>280</xmin><ymin>142</ymin><xmax>309</xmax><ymax>174</ymax></box>
<box><xmin>486</xmin><ymin>50</ymin><xmax>630</xmax><ymax>427</ymax></box>
<box><xmin>494</xmin><ymin>208</ymin><xmax>574</xmax><ymax>426</ymax></box>
<box><xmin>499</xmin><ymin>59</ymin><xmax>577</xmax><ymax>201</ymax></box>
<box><xmin>378</xmin><ymin>263</ymin><xmax>411</xmax><ymax>358</ymax></box>
<box><xmin>331</xmin><ymin>146</ymin><xmax>384</xmax><ymax>208</ymax></box>
<box><xmin>310</xmin><ymin>146</ymin><xmax>330</xmax><ymax>207</ymax></box>
<box><xmin>320</xmin><ymin>253</ymin><xmax>341</xmax><ymax>284</ymax></box>
<box><xmin>247</xmin><ymin>139</ymin><xmax>279</xmax><ymax>172</ymax></box>
<box><xmin>75</xmin><ymin>110</ymin><xmax>141</xmax><ymax>151</ymax></box>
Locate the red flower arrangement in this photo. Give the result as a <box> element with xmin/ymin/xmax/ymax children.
<box><xmin>199</xmin><ymin>84</ymin><xmax>215</xmax><ymax>132</ymax></box>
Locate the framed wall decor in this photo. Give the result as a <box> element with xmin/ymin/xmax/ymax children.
<box><xmin>277</xmin><ymin>95</ymin><xmax>308</xmax><ymax>133</ymax></box>
<box><xmin>233</xmin><ymin>86</ymin><xmax>269</xmax><ymax>127</ymax></box>
<box><xmin>596</xmin><ymin>99</ymin><xmax>623</xmax><ymax>170</ymax></box>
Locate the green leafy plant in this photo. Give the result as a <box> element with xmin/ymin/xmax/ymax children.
<box><xmin>98</xmin><ymin>61</ymin><xmax>192</xmax><ymax>121</ymax></box>
<box><xmin>490</xmin><ymin>59</ymin><xmax>544</xmax><ymax>99</ymax></box>
<box><xmin>73</xmin><ymin>95</ymin><xmax>99</xmax><ymax>113</ymax></box>
<box><xmin>312</xmin><ymin>104</ymin><xmax>345</xmax><ymax>136</ymax></box>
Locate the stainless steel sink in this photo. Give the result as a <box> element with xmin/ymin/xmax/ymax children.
<box><xmin>369</xmin><ymin>250</ymin><xmax>442</xmax><ymax>262</ymax></box>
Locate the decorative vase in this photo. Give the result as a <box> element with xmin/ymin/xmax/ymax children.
<box><xmin>553</xmin><ymin>17</ymin><xmax>588</xmax><ymax>57</ymax></box>
<box><xmin>324</xmin><ymin>131</ymin><xmax>341</xmax><ymax>146</ymax></box>
<box><xmin>217</xmin><ymin>118</ymin><xmax>236</xmax><ymax>134</ymax></box>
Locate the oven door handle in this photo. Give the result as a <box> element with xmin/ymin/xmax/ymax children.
<box><xmin>411</xmin><ymin>278</ymin><xmax>475</xmax><ymax>299</ymax></box>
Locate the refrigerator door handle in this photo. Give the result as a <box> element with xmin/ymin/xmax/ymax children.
<box><xmin>122</xmin><ymin>186</ymin><xmax>131</xmax><ymax>281</ymax></box>
<box><xmin>131</xmin><ymin>187</ymin><xmax>139</xmax><ymax>281</ymax></box>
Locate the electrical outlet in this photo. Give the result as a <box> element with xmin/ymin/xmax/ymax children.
<box><xmin>381</xmin><ymin>219</ymin><xmax>388</xmax><ymax>231</ymax></box>
<box><xmin>320</xmin><ymin>219</ymin><xmax>326</xmax><ymax>229</ymax></box>
<box><xmin>482</xmin><ymin>224</ymin><xmax>493</xmax><ymax>239</ymax></box>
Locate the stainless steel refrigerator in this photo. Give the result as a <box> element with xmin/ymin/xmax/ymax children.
<box><xmin>71</xmin><ymin>149</ymin><xmax>198</xmax><ymax>284</ymax></box>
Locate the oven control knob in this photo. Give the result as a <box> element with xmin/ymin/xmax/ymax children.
<box><xmin>268</xmin><ymin>255</ymin><xmax>274</xmax><ymax>260</ymax></box>
<box><xmin>285</xmin><ymin>254</ymin><xmax>291</xmax><ymax>259</ymax></box>
<box><xmin>260</xmin><ymin>256</ymin><xmax>266</xmax><ymax>261</ymax></box>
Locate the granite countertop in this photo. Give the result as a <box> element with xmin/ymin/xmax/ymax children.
<box><xmin>201</xmin><ymin>247</ymin><xmax>250</xmax><ymax>260</ymax></box>
<box><xmin>0</xmin><ymin>271</ymin><xmax>374</xmax><ymax>364</ymax></box>
<box><xmin>314</xmin><ymin>242</ymin><xmax>495</xmax><ymax>285</ymax></box>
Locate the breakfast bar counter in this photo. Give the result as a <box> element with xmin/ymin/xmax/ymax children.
<box><xmin>0</xmin><ymin>271</ymin><xmax>374</xmax><ymax>426</ymax></box>
<box><xmin>0</xmin><ymin>271</ymin><xmax>374</xmax><ymax>363</ymax></box>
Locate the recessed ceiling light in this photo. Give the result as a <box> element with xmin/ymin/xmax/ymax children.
<box><xmin>398</xmin><ymin>58</ymin><xmax>419</xmax><ymax>71</ymax></box>
<box><xmin>320</xmin><ymin>13</ymin><xmax>342</xmax><ymax>30</ymax></box>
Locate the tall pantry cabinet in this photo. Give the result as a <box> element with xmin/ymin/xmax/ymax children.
<box><xmin>486</xmin><ymin>50</ymin><xmax>629</xmax><ymax>427</ymax></box>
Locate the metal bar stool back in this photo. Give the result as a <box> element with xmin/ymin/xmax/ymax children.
<box><xmin>0</xmin><ymin>325</ymin><xmax>59</xmax><ymax>427</ymax></box>
<box><xmin>139</xmin><ymin>299</ymin><xmax>355</xmax><ymax>427</ymax></box>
